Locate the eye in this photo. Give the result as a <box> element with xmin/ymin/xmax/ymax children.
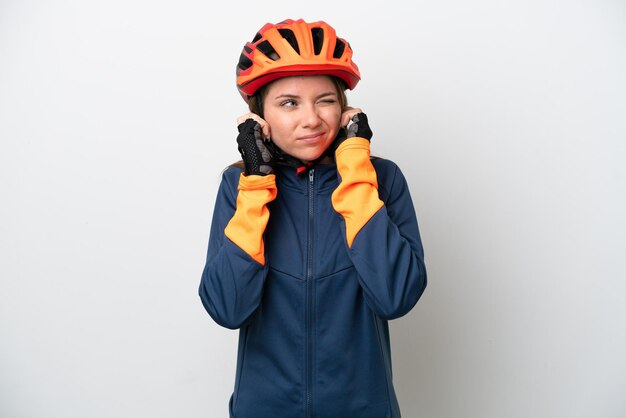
<box><xmin>280</xmin><ymin>99</ymin><xmax>298</xmax><ymax>107</ymax></box>
<box><xmin>318</xmin><ymin>97</ymin><xmax>338</xmax><ymax>105</ymax></box>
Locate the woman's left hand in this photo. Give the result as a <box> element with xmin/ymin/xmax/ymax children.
<box><xmin>340</xmin><ymin>107</ymin><xmax>364</xmax><ymax>128</ymax></box>
<box><xmin>341</xmin><ymin>107</ymin><xmax>373</xmax><ymax>142</ymax></box>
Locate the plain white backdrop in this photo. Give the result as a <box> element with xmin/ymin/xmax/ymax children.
<box><xmin>1</xmin><ymin>1</ymin><xmax>625</xmax><ymax>417</ymax></box>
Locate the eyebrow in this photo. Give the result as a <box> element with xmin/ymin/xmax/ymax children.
<box><xmin>271</xmin><ymin>91</ymin><xmax>337</xmax><ymax>100</ymax></box>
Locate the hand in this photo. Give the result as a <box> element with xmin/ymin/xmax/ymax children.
<box><xmin>236</xmin><ymin>113</ymin><xmax>271</xmax><ymax>139</ymax></box>
<box><xmin>341</xmin><ymin>107</ymin><xmax>372</xmax><ymax>141</ymax></box>
<box><xmin>236</xmin><ymin>118</ymin><xmax>274</xmax><ymax>176</ymax></box>
<box><xmin>330</xmin><ymin>108</ymin><xmax>373</xmax><ymax>152</ymax></box>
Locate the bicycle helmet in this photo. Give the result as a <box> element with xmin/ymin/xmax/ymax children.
<box><xmin>236</xmin><ymin>19</ymin><xmax>361</xmax><ymax>102</ymax></box>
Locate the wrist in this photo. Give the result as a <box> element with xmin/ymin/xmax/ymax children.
<box><xmin>335</xmin><ymin>137</ymin><xmax>371</xmax><ymax>157</ymax></box>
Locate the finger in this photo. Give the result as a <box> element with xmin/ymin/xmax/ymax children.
<box><xmin>341</xmin><ymin>107</ymin><xmax>363</xmax><ymax>127</ymax></box>
<box><xmin>237</xmin><ymin>115</ymin><xmax>270</xmax><ymax>138</ymax></box>
<box><xmin>236</xmin><ymin>113</ymin><xmax>262</xmax><ymax>126</ymax></box>
<box><xmin>340</xmin><ymin>107</ymin><xmax>353</xmax><ymax>126</ymax></box>
<box><xmin>249</xmin><ymin>118</ymin><xmax>270</xmax><ymax>140</ymax></box>
<box><xmin>236</xmin><ymin>113</ymin><xmax>252</xmax><ymax>125</ymax></box>
<box><xmin>261</xmin><ymin>123</ymin><xmax>271</xmax><ymax>141</ymax></box>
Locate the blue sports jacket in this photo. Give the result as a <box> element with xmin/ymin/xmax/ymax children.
<box><xmin>199</xmin><ymin>138</ymin><xmax>427</xmax><ymax>418</ymax></box>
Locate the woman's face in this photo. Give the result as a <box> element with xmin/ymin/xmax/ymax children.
<box><xmin>262</xmin><ymin>75</ymin><xmax>342</xmax><ymax>163</ymax></box>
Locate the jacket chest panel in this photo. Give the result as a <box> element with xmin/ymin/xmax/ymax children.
<box><xmin>265</xmin><ymin>186</ymin><xmax>351</xmax><ymax>279</ymax></box>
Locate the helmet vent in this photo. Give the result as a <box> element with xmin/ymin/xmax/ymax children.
<box><xmin>332</xmin><ymin>39</ymin><xmax>346</xmax><ymax>58</ymax></box>
<box><xmin>252</xmin><ymin>32</ymin><xmax>262</xmax><ymax>43</ymax></box>
<box><xmin>257</xmin><ymin>40</ymin><xmax>280</xmax><ymax>60</ymax></box>
<box><xmin>237</xmin><ymin>53</ymin><xmax>253</xmax><ymax>71</ymax></box>
<box><xmin>278</xmin><ymin>29</ymin><xmax>300</xmax><ymax>54</ymax></box>
<box><xmin>311</xmin><ymin>28</ymin><xmax>324</xmax><ymax>55</ymax></box>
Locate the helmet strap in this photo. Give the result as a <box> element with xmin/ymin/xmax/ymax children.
<box><xmin>265</xmin><ymin>141</ymin><xmax>328</xmax><ymax>177</ymax></box>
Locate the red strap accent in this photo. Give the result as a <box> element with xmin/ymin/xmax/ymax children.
<box><xmin>295</xmin><ymin>162</ymin><xmax>314</xmax><ymax>177</ymax></box>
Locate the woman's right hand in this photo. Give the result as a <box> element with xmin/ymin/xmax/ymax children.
<box><xmin>237</xmin><ymin>113</ymin><xmax>271</xmax><ymax>140</ymax></box>
<box><xmin>236</xmin><ymin>116</ymin><xmax>274</xmax><ymax>176</ymax></box>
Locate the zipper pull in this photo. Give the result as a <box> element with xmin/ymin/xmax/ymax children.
<box><xmin>309</xmin><ymin>168</ymin><xmax>314</xmax><ymax>184</ymax></box>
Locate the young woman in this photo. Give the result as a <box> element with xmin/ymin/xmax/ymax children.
<box><xmin>199</xmin><ymin>18</ymin><xmax>427</xmax><ymax>418</ymax></box>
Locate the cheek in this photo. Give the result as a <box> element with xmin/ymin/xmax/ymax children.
<box><xmin>323</xmin><ymin>109</ymin><xmax>342</xmax><ymax>136</ymax></box>
<box><xmin>265</xmin><ymin>114</ymin><xmax>293</xmax><ymax>142</ymax></box>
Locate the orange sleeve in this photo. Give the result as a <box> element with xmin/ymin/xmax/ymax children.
<box><xmin>224</xmin><ymin>173</ymin><xmax>277</xmax><ymax>265</ymax></box>
<box><xmin>331</xmin><ymin>137</ymin><xmax>384</xmax><ymax>247</ymax></box>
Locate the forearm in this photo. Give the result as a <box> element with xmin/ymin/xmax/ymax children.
<box><xmin>224</xmin><ymin>173</ymin><xmax>277</xmax><ymax>265</ymax></box>
<box><xmin>331</xmin><ymin>137</ymin><xmax>383</xmax><ymax>247</ymax></box>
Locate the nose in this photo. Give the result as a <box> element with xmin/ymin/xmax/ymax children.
<box><xmin>301</xmin><ymin>104</ymin><xmax>322</xmax><ymax>128</ymax></box>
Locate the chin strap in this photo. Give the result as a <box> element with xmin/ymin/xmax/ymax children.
<box><xmin>265</xmin><ymin>141</ymin><xmax>329</xmax><ymax>177</ymax></box>
<box><xmin>264</xmin><ymin>129</ymin><xmax>347</xmax><ymax>177</ymax></box>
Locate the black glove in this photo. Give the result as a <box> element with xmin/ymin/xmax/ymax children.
<box><xmin>329</xmin><ymin>112</ymin><xmax>373</xmax><ymax>153</ymax></box>
<box><xmin>236</xmin><ymin>119</ymin><xmax>274</xmax><ymax>176</ymax></box>
<box><xmin>346</xmin><ymin>112</ymin><xmax>373</xmax><ymax>141</ymax></box>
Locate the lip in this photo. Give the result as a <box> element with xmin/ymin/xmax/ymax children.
<box><xmin>297</xmin><ymin>133</ymin><xmax>325</xmax><ymax>143</ymax></box>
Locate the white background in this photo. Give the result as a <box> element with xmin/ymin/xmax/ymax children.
<box><xmin>1</xmin><ymin>1</ymin><xmax>625</xmax><ymax>417</ymax></box>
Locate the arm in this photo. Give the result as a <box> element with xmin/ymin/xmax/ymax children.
<box><xmin>198</xmin><ymin>119</ymin><xmax>277</xmax><ymax>329</ymax></box>
<box><xmin>199</xmin><ymin>169</ymin><xmax>277</xmax><ymax>329</ymax></box>
<box><xmin>331</xmin><ymin>114</ymin><xmax>427</xmax><ymax>319</ymax></box>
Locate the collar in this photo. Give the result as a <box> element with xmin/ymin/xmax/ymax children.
<box><xmin>266</xmin><ymin>141</ymin><xmax>335</xmax><ymax>177</ymax></box>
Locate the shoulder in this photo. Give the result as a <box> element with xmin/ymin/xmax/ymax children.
<box><xmin>217</xmin><ymin>165</ymin><xmax>244</xmax><ymax>197</ymax></box>
<box><xmin>372</xmin><ymin>157</ymin><xmax>400</xmax><ymax>176</ymax></box>
<box><xmin>372</xmin><ymin>157</ymin><xmax>401</xmax><ymax>186</ymax></box>
<box><xmin>222</xmin><ymin>164</ymin><xmax>243</xmax><ymax>183</ymax></box>
<box><xmin>372</xmin><ymin>158</ymin><xmax>409</xmax><ymax>203</ymax></box>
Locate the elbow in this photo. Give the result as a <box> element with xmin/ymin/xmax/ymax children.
<box><xmin>198</xmin><ymin>284</ymin><xmax>254</xmax><ymax>330</ymax></box>
<box><xmin>209</xmin><ymin>311</ymin><xmax>249</xmax><ymax>330</ymax></box>
<box><xmin>374</xmin><ymin>268</ymin><xmax>427</xmax><ymax>320</ymax></box>
<box><xmin>198</xmin><ymin>256</ymin><xmax>266</xmax><ymax>330</ymax></box>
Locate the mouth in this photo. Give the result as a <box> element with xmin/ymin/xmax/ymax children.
<box><xmin>297</xmin><ymin>133</ymin><xmax>325</xmax><ymax>143</ymax></box>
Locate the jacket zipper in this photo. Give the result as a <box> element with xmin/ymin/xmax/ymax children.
<box><xmin>305</xmin><ymin>168</ymin><xmax>315</xmax><ymax>418</ymax></box>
